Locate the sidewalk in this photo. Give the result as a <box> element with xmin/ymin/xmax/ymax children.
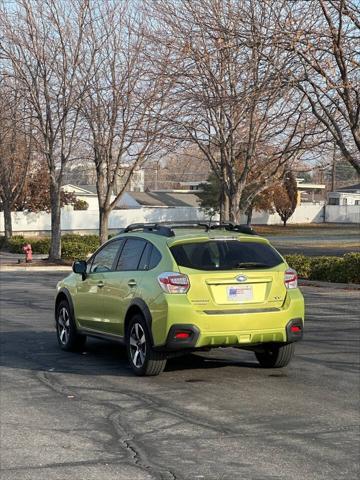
<box><xmin>0</xmin><ymin>251</ymin><xmax>71</xmax><ymax>272</ymax></box>
<box><xmin>0</xmin><ymin>251</ymin><xmax>48</xmax><ymax>264</ymax></box>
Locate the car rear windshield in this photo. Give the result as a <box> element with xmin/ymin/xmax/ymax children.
<box><xmin>170</xmin><ymin>240</ymin><xmax>283</xmax><ymax>271</ymax></box>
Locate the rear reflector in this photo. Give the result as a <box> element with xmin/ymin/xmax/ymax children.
<box><xmin>290</xmin><ymin>325</ymin><xmax>301</xmax><ymax>333</ymax></box>
<box><xmin>174</xmin><ymin>332</ymin><xmax>191</xmax><ymax>339</ymax></box>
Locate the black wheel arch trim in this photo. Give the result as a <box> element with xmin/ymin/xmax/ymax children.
<box><xmin>55</xmin><ymin>288</ymin><xmax>75</xmax><ymax>323</ymax></box>
<box><xmin>125</xmin><ymin>298</ymin><xmax>154</xmax><ymax>346</ymax></box>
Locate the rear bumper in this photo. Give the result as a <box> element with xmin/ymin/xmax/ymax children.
<box><xmin>153</xmin><ymin>289</ymin><xmax>305</xmax><ymax>349</ymax></box>
<box><xmin>160</xmin><ymin>318</ymin><xmax>303</xmax><ymax>351</ymax></box>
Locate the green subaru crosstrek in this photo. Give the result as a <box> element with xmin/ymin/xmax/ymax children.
<box><xmin>55</xmin><ymin>222</ymin><xmax>304</xmax><ymax>376</ymax></box>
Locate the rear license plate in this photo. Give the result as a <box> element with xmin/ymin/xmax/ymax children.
<box><xmin>227</xmin><ymin>285</ymin><xmax>253</xmax><ymax>302</ymax></box>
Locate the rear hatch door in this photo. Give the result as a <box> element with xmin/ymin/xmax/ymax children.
<box><xmin>170</xmin><ymin>237</ymin><xmax>287</xmax><ymax>311</ymax></box>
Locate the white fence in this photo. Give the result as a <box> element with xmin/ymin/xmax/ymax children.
<box><xmin>0</xmin><ymin>207</ymin><xmax>209</xmax><ymax>235</ymax></box>
<box><xmin>1</xmin><ymin>203</ymin><xmax>359</xmax><ymax>235</ymax></box>
<box><xmin>325</xmin><ymin>205</ymin><xmax>360</xmax><ymax>224</ymax></box>
<box><xmin>246</xmin><ymin>203</ymin><xmax>325</xmax><ymax>225</ymax></box>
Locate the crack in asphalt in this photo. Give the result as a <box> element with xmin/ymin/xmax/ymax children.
<box><xmin>109</xmin><ymin>411</ymin><xmax>177</xmax><ymax>480</ymax></box>
<box><xmin>35</xmin><ymin>371</ymin><xmax>179</xmax><ymax>480</ymax></box>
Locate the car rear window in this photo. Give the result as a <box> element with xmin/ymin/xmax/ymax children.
<box><xmin>170</xmin><ymin>240</ymin><xmax>283</xmax><ymax>270</ymax></box>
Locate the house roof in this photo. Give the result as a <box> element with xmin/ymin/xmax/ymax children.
<box><xmin>77</xmin><ymin>185</ymin><xmax>98</xmax><ymax>195</ymax></box>
<box><xmin>125</xmin><ymin>191</ymin><xmax>201</xmax><ymax>208</ymax></box>
<box><xmin>73</xmin><ymin>184</ymin><xmax>117</xmax><ymax>196</ymax></box>
<box><xmin>62</xmin><ymin>184</ymin><xmax>97</xmax><ymax>195</ymax></box>
<box><xmin>335</xmin><ymin>183</ymin><xmax>360</xmax><ymax>193</ymax></box>
<box><xmin>63</xmin><ymin>185</ymin><xmax>202</xmax><ymax>208</ymax></box>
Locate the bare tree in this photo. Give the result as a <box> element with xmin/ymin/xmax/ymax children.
<box><xmin>80</xmin><ymin>1</ymin><xmax>169</xmax><ymax>243</ymax></box>
<box><xmin>145</xmin><ymin>146</ymin><xmax>210</xmax><ymax>190</ymax></box>
<box><xmin>0</xmin><ymin>79</ymin><xmax>32</xmax><ymax>239</ymax></box>
<box><xmin>0</xmin><ymin>0</ymin><xmax>92</xmax><ymax>259</ymax></box>
<box><xmin>147</xmin><ymin>0</ymin><xmax>317</xmax><ymax>222</ymax></box>
<box><xmin>278</xmin><ymin>0</ymin><xmax>360</xmax><ymax>173</ymax></box>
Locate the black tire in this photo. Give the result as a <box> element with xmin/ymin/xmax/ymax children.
<box><xmin>255</xmin><ymin>343</ymin><xmax>295</xmax><ymax>368</ymax></box>
<box><xmin>126</xmin><ymin>314</ymin><xmax>167</xmax><ymax>376</ymax></box>
<box><xmin>56</xmin><ymin>300</ymin><xmax>86</xmax><ymax>351</ymax></box>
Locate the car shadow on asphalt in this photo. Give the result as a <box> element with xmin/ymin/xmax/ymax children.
<box><xmin>0</xmin><ymin>330</ymin><xmax>259</xmax><ymax>377</ymax></box>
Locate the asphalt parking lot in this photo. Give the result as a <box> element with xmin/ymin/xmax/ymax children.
<box><xmin>0</xmin><ymin>272</ymin><xmax>359</xmax><ymax>480</ymax></box>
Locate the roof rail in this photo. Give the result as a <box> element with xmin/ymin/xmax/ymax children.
<box><xmin>209</xmin><ymin>223</ymin><xmax>257</xmax><ymax>235</ymax></box>
<box><xmin>123</xmin><ymin>223</ymin><xmax>175</xmax><ymax>237</ymax></box>
<box><xmin>119</xmin><ymin>221</ymin><xmax>257</xmax><ymax>237</ymax></box>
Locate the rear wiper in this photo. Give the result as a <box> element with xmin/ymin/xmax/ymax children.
<box><xmin>233</xmin><ymin>262</ymin><xmax>270</xmax><ymax>269</ymax></box>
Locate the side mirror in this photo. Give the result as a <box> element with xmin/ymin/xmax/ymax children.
<box><xmin>72</xmin><ymin>260</ymin><xmax>87</xmax><ymax>280</ymax></box>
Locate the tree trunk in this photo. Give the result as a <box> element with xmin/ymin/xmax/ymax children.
<box><xmin>283</xmin><ymin>218</ymin><xmax>287</xmax><ymax>227</ymax></box>
<box><xmin>220</xmin><ymin>190</ymin><xmax>229</xmax><ymax>223</ymax></box>
<box><xmin>3</xmin><ymin>201</ymin><xmax>13</xmax><ymax>240</ymax></box>
<box><xmin>49</xmin><ymin>181</ymin><xmax>62</xmax><ymax>261</ymax></box>
<box><xmin>99</xmin><ymin>206</ymin><xmax>110</xmax><ymax>245</ymax></box>
<box><xmin>228</xmin><ymin>191</ymin><xmax>241</xmax><ymax>224</ymax></box>
<box><xmin>246</xmin><ymin>206</ymin><xmax>253</xmax><ymax>226</ymax></box>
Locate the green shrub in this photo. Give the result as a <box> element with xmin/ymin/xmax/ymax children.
<box><xmin>285</xmin><ymin>253</ymin><xmax>359</xmax><ymax>284</ymax></box>
<box><xmin>5</xmin><ymin>236</ymin><xmax>51</xmax><ymax>254</ymax></box>
<box><xmin>73</xmin><ymin>199</ymin><xmax>89</xmax><ymax>210</ymax></box>
<box><xmin>61</xmin><ymin>235</ymin><xmax>100</xmax><ymax>260</ymax></box>
<box><xmin>309</xmin><ymin>256</ymin><xmax>345</xmax><ymax>283</ymax></box>
<box><xmin>342</xmin><ymin>253</ymin><xmax>360</xmax><ymax>284</ymax></box>
<box><xmin>4</xmin><ymin>234</ymin><xmax>99</xmax><ymax>258</ymax></box>
<box><xmin>0</xmin><ymin>236</ymin><xmax>6</xmax><ymax>249</ymax></box>
<box><xmin>61</xmin><ymin>233</ymin><xmax>99</xmax><ymax>243</ymax></box>
<box><xmin>29</xmin><ymin>238</ymin><xmax>51</xmax><ymax>254</ymax></box>
<box><xmin>6</xmin><ymin>235</ymin><xmax>25</xmax><ymax>253</ymax></box>
<box><xmin>284</xmin><ymin>254</ymin><xmax>311</xmax><ymax>279</ymax></box>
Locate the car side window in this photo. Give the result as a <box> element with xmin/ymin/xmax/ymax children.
<box><xmin>148</xmin><ymin>245</ymin><xmax>162</xmax><ymax>269</ymax></box>
<box><xmin>137</xmin><ymin>243</ymin><xmax>162</xmax><ymax>270</ymax></box>
<box><xmin>116</xmin><ymin>238</ymin><xmax>147</xmax><ymax>271</ymax></box>
<box><xmin>138</xmin><ymin>243</ymin><xmax>152</xmax><ymax>271</ymax></box>
<box><xmin>90</xmin><ymin>240</ymin><xmax>122</xmax><ymax>273</ymax></box>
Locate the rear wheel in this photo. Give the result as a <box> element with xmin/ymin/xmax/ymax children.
<box><xmin>255</xmin><ymin>343</ymin><xmax>295</xmax><ymax>368</ymax></box>
<box><xmin>56</xmin><ymin>300</ymin><xmax>86</xmax><ymax>351</ymax></box>
<box><xmin>126</xmin><ymin>314</ymin><xmax>167</xmax><ymax>376</ymax></box>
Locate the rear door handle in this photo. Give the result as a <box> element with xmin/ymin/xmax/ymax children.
<box><xmin>97</xmin><ymin>281</ymin><xmax>105</xmax><ymax>288</ymax></box>
<box><xmin>128</xmin><ymin>279</ymin><xmax>137</xmax><ymax>287</ymax></box>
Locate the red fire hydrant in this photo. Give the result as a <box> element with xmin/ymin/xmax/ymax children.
<box><xmin>22</xmin><ymin>243</ymin><xmax>33</xmax><ymax>263</ymax></box>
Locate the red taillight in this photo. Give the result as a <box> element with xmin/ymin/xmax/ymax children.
<box><xmin>284</xmin><ymin>268</ymin><xmax>298</xmax><ymax>289</ymax></box>
<box><xmin>174</xmin><ymin>332</ymin><xmax>190</xmax><ymax>339</ymax></box>
<box><xmin>290</xmin><ymin>325</ymin><xmax>301</xmax><ymax>333</ymax></box>
<box><xmin>158</xmin><ymin>272</ymin><xmax>190</xmax><ymax>294</ymax></box>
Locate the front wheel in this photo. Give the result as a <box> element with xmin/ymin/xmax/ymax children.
<box><xmin>126</xmin><ymin>314</ymin><xmax>167</xmax><ymax>376</ymax></box>
<box><xmin>255</xmin><ymin>343</ymin><xmax>295</xmax><ymax>368</ymax></box>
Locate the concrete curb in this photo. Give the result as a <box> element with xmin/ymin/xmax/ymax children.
<box><xmin>0</xmin><ymin>265</ymin><xmax>71</xmax><ymax>272</ymax></box>
<box><xmin>299</xmin><ymin>279</ymin><xmax>360</xmax><ymax>290</ymax></box>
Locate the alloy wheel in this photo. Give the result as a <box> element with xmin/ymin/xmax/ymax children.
<box><xmin>58</xmin><ymin>307</ymin><xmax>70</xmax><ymax>345</ymax></box>
<box><xmin>129</xmin><ymin>323</ymin><xmax>146</xmax><ymax>368</ymax></box>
